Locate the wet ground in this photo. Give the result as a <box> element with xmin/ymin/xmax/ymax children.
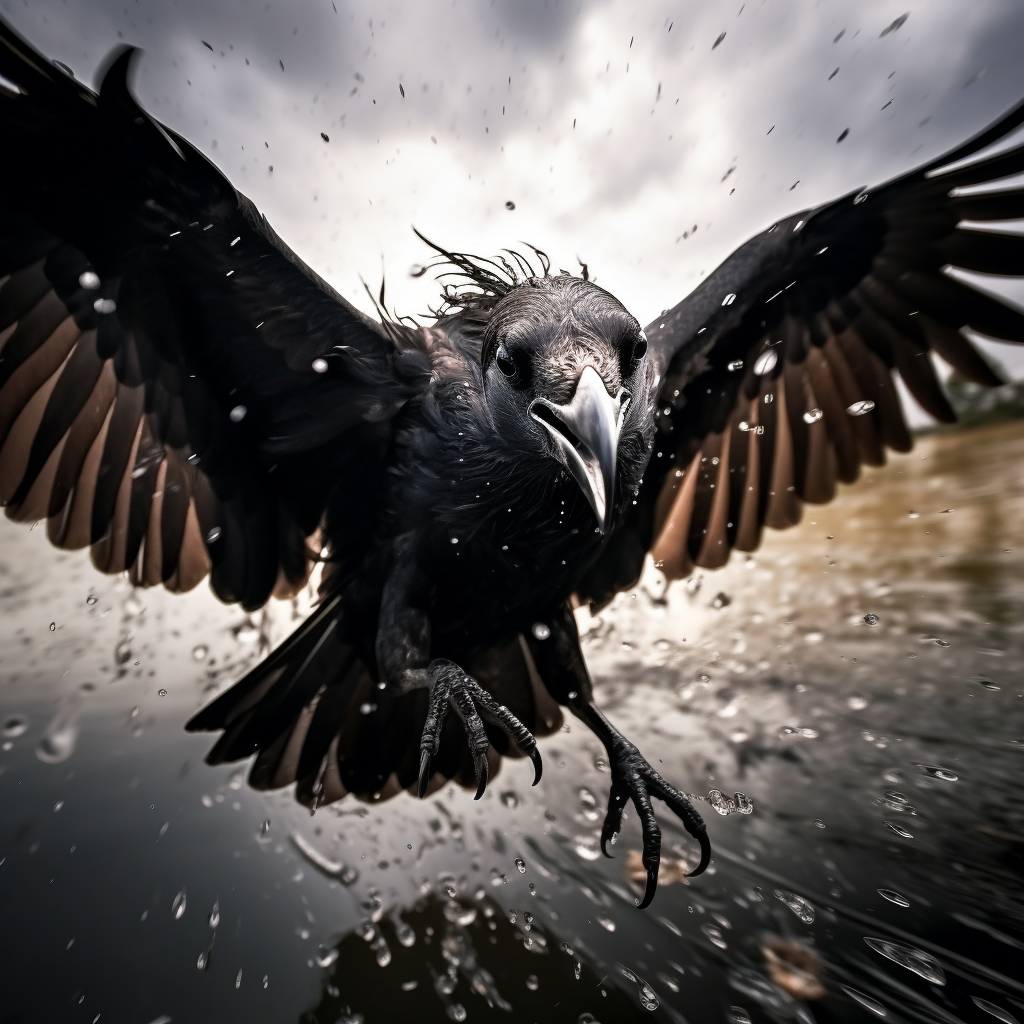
<box><xmin>1</xmin><ymin>419</ymin><xmax>1023</xmax><ymax>1024</ymax></box>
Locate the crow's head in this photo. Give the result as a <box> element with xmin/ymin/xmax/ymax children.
<box><xmin>479</xmin><ymin>275</ymin><xmax>653</xmax><ymax>533</ymax></box>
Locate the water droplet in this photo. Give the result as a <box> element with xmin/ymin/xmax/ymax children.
<box><xmin>574</xmin><ymin>960</ymin><xmax>581</xmax><ymax>980</ymax></box>
<box><xmin>847</xmin><ymin>695</ymin><xmax>869</xmax><ymax>710</ymax></box>
<box><xmin>208</xmin><ymin>900</ymin><xmax>221</xmax><ymax>928</ymax></box>
<box><xmin>500</xmin><ymin>791</ymin><xmax>519</xmax><ymax>808</ymax></box>
<box><xmin>372</xmin><ymin>933</ymin><xmax>392</xmax><ymax>967</ymax></box>
<box><xmin>774</xmin><ymin>889</ymin><xmax>814</xmax><ymax>923</ymax></box>
<box><xmin>803</xmin><ymin>407</ymin><xmax>823</xmax><ymax>424</ymax></box>
<box><xmin>196</xmin><ymin>950</ymin><xmax>208</xmax><ymax>970</ymax></box>
<box><xmin>973</xmin><ymin>998</ymin><xmax>1019</xmax><ymax>1024</ymax></box>
<box><xmin>620</xmin><ymin>967</ymin><xmax>659</xmax><ymax>1010</ymax></box>
<box><xmin>863</xmin><ymin>613</ymin><xmax>879</xmax><ymax>626</ymax></box>
<box><xmin>316</xmin><ymin>945</ymin><xmax>339</xmax><ymax>968</ymax></box>
<box><xmin>933</xmin><ymin>638</ymin><xmax>950</xmax><ymax>647</ymax></box>
<box><xmin>235</xmin><ymin>968</ymin><xmax>242</xmax><ymax>989</ymax></box>
<box><xmin>86</xmin><ymin>594</ymin><xmax>98</xmax><ymax>606</ymax></box>
<box><xmin>914</xmin><ymin>763</ymin><xmax>957</xmax><ymax>781</ymax></box>
<box><xmin>560</xmin><ymin>941</ymin><xmax>575</xmax><ymax>956</ymax></box>
<box><xmin>734</xmin><ymin>792</ymin><xmax>754</xmax><ymax>814</ymax></box>
<box><xmin>79</xmin><ymin>271</ymin><xmax>100</xmax><ymax>290</ymax></box>
<box><xmin>514</xmin><ymin>857</ymin><xmax>526</xmax><ymax>873</ymax></box>
<box><xmin>907</xmin><ymin>510</ymin><xmax>920</xmax><ymax>519</ymax></box>
<box><xmin>753</xmin><ymin>350</ymin><xmax>777</xmax><ymax>376</ymax></box>
<box><xmin>885</xmin><ymin>820</ymin><xmax>913</xmax><ymax>838</ymax></box>
<box><xmin>708</xmin><ymin>790</ymin><xmax>735</xmax><ymax>815</ymax></box>
<box><xmin>229</xmin><ymin>405</ymin><xmax>247</xmax><ymax>423</ymax></box>
<box><xmin>192</xmin><ymin>645</ymin><xmax>208</xmax><ymax>661</ymax></box>
<box><xmin>702</xmin><ymin>923</ymin><xmax>727</xmax><ymax>948</ymax></box>
<box><xmin>172</xmin><ymin>889</ymin><xmax>187</xmax><ymax>919</ymax></box>
<box><xmin>205</xmin><ymin>527</ymin><xmax>221</xmax><ymax>544</ymax></box>
<box><xmin>847</xmin><ymin>400</ymin><xmax>875</xmax><ymax>416</ymax></box>
<box><xmin>981</xmin><ymin>680</ymin><xmax>1000</xmax><ymax>690</ymax></box>
<box><xmin>814</xmin><ymin>818</ymin><xmax>826</xmax><ymax>828</ymax></box>
<box><xmin>864</xmin><ymin>937</ymin><xmax>945</xmax><ymax>984</ymax></box>
<box><xmin>531</xmin><ymin>622</ymin><xmax>551</xmax><ymax>640</ymax></box>
<box><xmin>728</xmin><ymin>359</ymin><xmax>744</xmax><ymax>372</ymax></box>
<box><xmin>711</xmin><ymin>592</ymin><xmax>731</xmax><ymax>609</ymax></box>
<box><xmin>505</xmin><ymin>200</ymin><xmax>516</xmax><ymax>210</ymax></box>
<box><xmin>842</xmin><ymin>986</ymin><xmax>887</xmax><ymax>1017</ymax></box>
<box><xmin>3</xmin><ymin>715</ymin><xmax>28</xmax><ymax>739</ymax></box>
<box><xmin>115</xmin><ymin>640</ymin><xmax>132</xmax><ymax>664</ymax></box>
<box><xmin>93</xmin><ymin>297</ymin><xmax>117</xmax><ymax>314</ymax></box>
<box><xmin>312</xmin><ymin>358</ymin><xmax>329</xmax><ymax>373</ymax></box>
<box><xmin>526</xmin><ymin>974</ymin><xmax>539</xmax><ymax>991</ymax></box>
<box><xmin>722</xmin><ymin>292</ymin><xmax>737</xmax><ymax>306</ymax></box>
<box><xmin>877</xmin><ymin>889</ymin><xmax>909</xmax><ymax>907</ymax></box>
<box><xmin>447</xmin><ymin>1004</ymin><xmax>467</xmax><ymax>1022</ymax></box>
<box><xmin>729</xmin><ymin>1009</ymin><xmax>753</xmax><ymax>1024</ymax></box>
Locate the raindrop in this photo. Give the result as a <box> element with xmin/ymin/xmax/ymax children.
<box><xmin>814</xmin><ymin>819</ymin><xmax>826</xmax><ymax>828</ymax></box>
<box><xmin>774</xmin><ymin>889</ymin><xmax>814</xmax><ymax>923</ymax></box>
<box><xmin>229</xmin><ymin>405</ymin><xmax>247</xmax><ymax>423</ymax></box>
<box><xmin>885</xmin><ymin>821</ymin><xmax>913</xmax><ymax>838</ymax></box>
<box><xmin>803</xmin><ymin>407</ymin><xmax>823</xmax><ymax>424</ymax></box>
<box><xmin>711</xmin><ymin>592</ymin><xmax>731</xmax><ymax>609</ymax></box>
<box><xmin>981</xmin><ymin>681</ymin><xmax>1000</xmax><ymax>690</ymax></box>
<box><xmin>158</xmin><ymin>689</ymin><xmax>167</xmax><ymax>697</ymax></box>
<box><xmin>933</xmin><ymin>638</ymin><xmax>950</xmax><ymax>647</ymax></box>
<box><xmin>574</xmin><ymin>960</ymin><xmax>581</xmax><ymax>980</ymax></box>
<box><xmin>316</xmin><ymin>945</ymin><xmax>339</xmax><ymax>968</ymax></box>
<box><xmin>235</xmin><ymin>969</ymin><xmax>242</xmax><ymax>989</ymax></box>
<box><xmin>312</xmin><ymin>358</ymin><xmax>329</xmax><ymax>373</ymax></box>
<box><xmin>79</xmin><ymin>271</ymin><xmax>100</xmax><ymax>290</ymax></box>
<box><xmin>722</xmin><ymin>292</ymin><xmax>737</xmax><ymax>306</ymax></box>
<box><xmin>842</xmin><ymin>986</ymin><xmax>887</xmax><ymax>1017</ymax></box>
<box><xmin>505</xmin><ymin>201</ymin><xmax>516</xmax><ymax>210</ymax></box>
<box><xmin>49</xmin><ymin>622</ymin><xmax>56</xmax><ymax>632</ymax></box>
<box><xmin>93</xmin><ymin>297</ymin><xmax>117</xmax><ymax>315</ymax></box>
<box><xmin>877</xmin><ymin>889</ymin><xmax>909</xmax><ymax>907</ymax></box>
<box><xmin>561</xmin><ymin>941</ymin><xmax>574</xmax><ymax>956</ymax></box>
<box><xmin>260</xmin><ymin>820</ymin><xmax>270</xmax><ymax>838</ymax></box>
<box><xmin>410</xmin><ymin>263</ymin><xmax>427</xmax><ymax>277</ymax></box>
<box><xmin>973</xmin><ymin>998</ymin><xmax>1019</xmax><ymax>1024</ymax></box>
<box><xmin>115</xmin><ymin>640</ymin><xmax>132</xmax><ymax>664</ymax></box>
<box><xmin>372</xmin><ymin>934</ymin><xmax>392</xmax><ymax>967</ymax></box>
<box><xmin>86</xmin><ymin>594</ymin><xmax>98</xmax><ymax>606</ymax></box>
<box><xmin>2</xmin><ymin>715</ymin><xmax>28</xmax><ymax>739</ymax></box>
<box><xmin>320</xmin><ymin>132</ymin><xmax>329</xmax><ymax>142</ymax></box>
<box><xmin>864</xmin><ymin>937</ymin><xmax>945</xmax><ymax>984</ymax></box>
<box><xmin>727</xmin><ymin>360</ymin><xmax>744</xmax><ymax>372</ymax></box>
<box><xmin>526</xmin><ymin>975</ymin><xmax>539</xmax><ymax>991</ymax></box>
<box><xmin>447</xmin><ymin>1005</ymin><xmax>467</xmax><ymax>1022</ymax></box>
<box><xmin>208</xmin><ymin>901</ymin><xmax>221</xmax><ymax>928</ymax></box>
<box><xmin>515</xmin><ymin>857</ymin><xmax>526</xmax><ymax>873</ymax></box>
<box><xmin>847</xmin><ymin>695</ymin><xmax>869</xmax><ymax>710</ymax></box>
<box><xmin>708</xmin><ymin>790</ymin><xmax>735</xmax><ymax>816</ymax></box>
<box><xmin>753</xmin><ymin>350</ymin><xmax>777</xmax><ymax>376</ymax></box>
<box><xmin>847</xmin><ymin>400</ymin><xmax>875</xmax><ymax>416</ymax></box>
<box><xmin>598</xmin><ymin>916</ymin><xmax>616</xmax><ymax>931</ymax></box>
<box><xmin>531</xmin><ymin>622</ymin><xmax>551</xmax><ymax>640</ymax></box>
<box><xmin>863</xmin><ymin>613</ymin><xmax>879</xmax><ymax>626</ymax></box>
<box><xmin>54</xmin><ymin>800</ymin><xmax>64</xmax><ymax>812</ymax></box>
<box><xmin>729</xmin><ymin>1010</ymin><xmax>753</xmax><ymax>1024</ymax></box>
<box><xmin>500</xmin><ymin>791</ymin><xmax>519</xmax><ymax>808</ymax></box>
<box><xmin>172</xmin><ymin>889</ymin><xmax>187</xmax><ymax>920</ymax></box>
<box><xmin>206</xmin><ymin>527</ymin><xmax>222</xmax><ymax>544</ymax></box>
<box><xmin>620</xmin><ymin>967</ymin><xmax>659</xmax><ymax>1010</ymax></box>
<box><xmin>193</xmin><ymin>644</ymin><xmax>209</xmax><ymax>661</ymax></box>
<box><xmin>734</xmin><ymin>792</ymin><xmax>754</xmax><ymax>814</ymax></box>
<box><xmin>702</xmin><ymin>923</ymin><xmax>727</xmax><ymax>948</ymax></box>
<box><xmin>914</xmin><ymin>763</ymin><xmax>957</xmax><ymax>782</ymax></box>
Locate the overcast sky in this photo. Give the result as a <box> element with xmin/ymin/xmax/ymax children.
<box><xmin>5</xmin><ymin>0</ymin><xmax>1024</xmax><ymax>404</ymax></box>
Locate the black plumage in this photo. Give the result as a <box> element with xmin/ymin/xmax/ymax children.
<box><xmin>4</xmin><ymin>19</ymin><xmax>1024</xmax><ymax>908</ymax></box>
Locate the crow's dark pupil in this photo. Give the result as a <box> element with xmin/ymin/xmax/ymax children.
<box><xmin>633</xmin><ymin>337</ymin><xmax>648</xmax><ymax>359</ymax></box>
<box><xmin>496</xmin><ymin>348</ymin><xmax>517</xmax><ymax>377</ymax></box>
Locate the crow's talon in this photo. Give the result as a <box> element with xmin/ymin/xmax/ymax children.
<box><xmin>416</xmin><ymin>659</ymin><xmax>542</xmax><ymax>800</ymax></box>
<box><xmin>599</xmin><ymin>738</ymin><xmax>710</xmax><ymax>909</ymax></box>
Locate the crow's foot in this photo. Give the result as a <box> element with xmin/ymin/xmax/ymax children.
<box><xmin>598</xmin><ymin>729</ymin><xmax>710</xmax><ymax>909</ymax></box>
<box><xmin>417</xmin><ymin>659</ymin><xmax>543</xmax><ymax>800</ymax></box>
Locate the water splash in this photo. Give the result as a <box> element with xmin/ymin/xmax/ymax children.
<box><xmin>863</xmin><ymin>937</ymin><xmax>945</xmax><ymax>984</ymax></box>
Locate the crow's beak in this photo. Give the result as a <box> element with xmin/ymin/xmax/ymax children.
<box><xmin>531</xmin><ymin>365</ymin><xmax>629</xmax><ymax>534</ymax></box>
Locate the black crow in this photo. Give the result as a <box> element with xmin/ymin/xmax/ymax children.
<box><xmin>3</xmin><ymin>22</ymin><xmax>1024</xmax><ymax>908</ymax></box>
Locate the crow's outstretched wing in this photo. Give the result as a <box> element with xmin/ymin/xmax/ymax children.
<box><xmin>0</xmin><ymin>23</ymin><xmax>429</xmax><ymax>609</ymax></box>
<box><xmin>580</xmin><ymin>98</ymin><xmax>1024</xmax><ymax>605</ymax></box>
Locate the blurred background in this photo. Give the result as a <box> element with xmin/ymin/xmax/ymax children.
<box><xmin>1</xmin><ymin>1</ymin><xmax>1024</xmax><ymax>1021</ymax></box>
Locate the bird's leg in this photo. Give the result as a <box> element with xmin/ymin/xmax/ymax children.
<box><xmin>415</xmin><ymin>659</ymin><xmax>542</xmax><ymax>799</ymax></box>
<box><xmin>525</xmin><ymin>603</ymin><xmax>710</xmax><ymax>909</ymax></box>
<box><xmin>375</xmin><ymin>536</ymin><xmax>541</xmax><ymax>800</ymax></box>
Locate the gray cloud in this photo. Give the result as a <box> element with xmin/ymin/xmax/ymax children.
<box><xmin>4</xmin><ymin>0</ymin><xmax>1024</xmax><ymax>399</ymax></box>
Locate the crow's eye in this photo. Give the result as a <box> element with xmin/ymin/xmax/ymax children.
<box><xmin>495</xmin><ymin>344</ymin><xmax>522</xmax><ymax>380</ymax></box>
<box><xmin>632</xmin><ymin>331</ymin><xmax>648</xmax><ymax>361</ymax></box>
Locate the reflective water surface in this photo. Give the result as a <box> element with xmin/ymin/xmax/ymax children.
<box><xmin>2</xmin><ymin>419</ymin><xmax>1023</xmax><ymax>1022</ymax></box>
